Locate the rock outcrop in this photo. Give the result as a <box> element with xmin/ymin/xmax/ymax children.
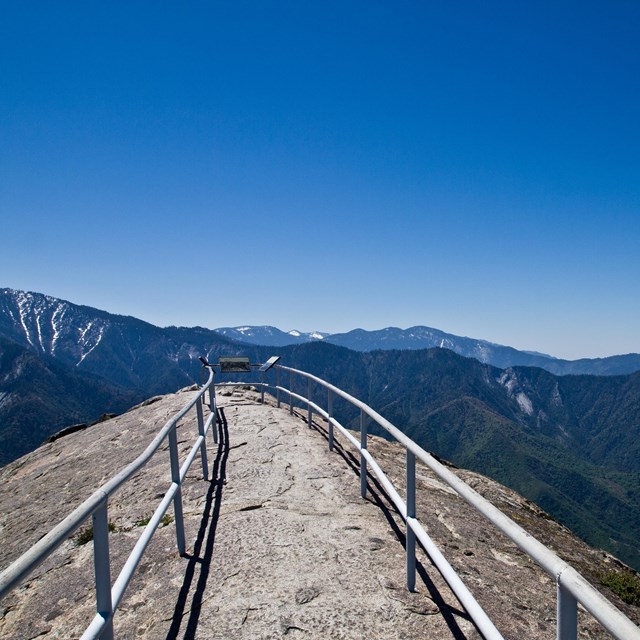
<box><xmin>0</xmin><ymin>386</ymin><xmax>638</xmax><ymax>639</ymax></box>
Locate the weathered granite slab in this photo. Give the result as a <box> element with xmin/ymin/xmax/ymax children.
<box><xmin>0</xmin><ymin>386</ymin><xmax>638</xmax><ymax>639</ymax></box>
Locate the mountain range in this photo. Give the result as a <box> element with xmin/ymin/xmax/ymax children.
<box><xmin>213</xmin><ymin>324</ymin><xmax>640</xmax><ymax>376</ymax></box>
<box><xmin>1</xmin><ymin>287</ymin><xmax>640</xmax><ymax>570</ymax></box>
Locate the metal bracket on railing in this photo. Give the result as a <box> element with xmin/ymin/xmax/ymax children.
<box><xmin>360</xmin><ymin>409</ymin><xmax>368</xmax><ymax>499</ymax></box>
<box><xmin>406</xmin><ymin>450</ymin><xmax>416</xmax><ymax>593</ymax></box>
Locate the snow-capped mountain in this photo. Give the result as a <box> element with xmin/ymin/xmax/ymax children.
<box><xmin>0</xmin><ymin>289</ymin><xmax>110</xmax><ymax>365</ymax></box>
<box><xmin>0</xmin><ymin>288</ymin><xmax>242</xmax><ymax>393</ymax></box>
<box><xmin>214</xmin><ymin>326</ymin><xmax>328</xmax><ymax>347</ymax></box>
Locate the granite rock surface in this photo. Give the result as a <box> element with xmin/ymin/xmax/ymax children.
<box><xmin>0</xmin><ymin>386</ymin><xmax>638</xmax><ymax>639</ymax></box>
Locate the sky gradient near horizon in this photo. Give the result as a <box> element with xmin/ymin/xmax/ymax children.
<box><xmin>2</xmin><ymin>2</ymin><xmax>639</xmax><ymax>360</ymax></box>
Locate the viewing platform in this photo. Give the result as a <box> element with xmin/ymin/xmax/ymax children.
<box><xmin>1</xmin><ymin>379</ymin><xmax>639</xmax><ymax>639</ymax></box>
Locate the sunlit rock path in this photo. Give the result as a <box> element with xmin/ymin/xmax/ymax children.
<box><xmin>175</xmin><ymin>388</ymin><xmax>480</xmax><ymax>640</ymax></box>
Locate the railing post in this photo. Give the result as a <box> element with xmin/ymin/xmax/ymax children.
<box><xmin>195</xmin><ymin>396</ymin><xmax>209</xmax><ymax>481</ymax></box>
<box><xmin>360</xmin><ymin>409</ymin><xmax>368</xmax><ymax>498</ymax></box>
<box><xmin>406</xmin><ymin>450</ymin><xmax>416</xmax><ymax>592</ymax></box>
<box><xmin>276</xmin><ymin>367</ymin><xmax>281</xmax><ymax>408</ymax></box>
<box><xmin>260</xmin><ymin>371</ymin><xmax>265</xmax><ymax>404</ymax></box>
<box><xmin>289</xmin><ymin>370</ymin><xmax>294</xmax><ymax>415</ymax></box>
<box><xmin>328</xmin><ymin>389</ymin><xmax>334</xmax><ymax>451</ymax></box>
<box><xmin>557</xmin><ymin>579</ymin><xmax>578</xmax><ymax>640</ymax></box>
<box><xmin>209</xmin><ymin>372</ymin><xmax>215</xmax><ymax>407</ymax></box>
<box><xmin>92</xmin><ymin>499</ymin><xmax>114</xmax><ymax>640</ymax></box>
<box><xmin>307</xmin><ymin>377</ymin><xmax>312</xmax><ymax>428</ymax></box>
<box><xmin>168</xmin><ymin>426</ymin><xmax>186</xmax><ymax>556</ymax></box>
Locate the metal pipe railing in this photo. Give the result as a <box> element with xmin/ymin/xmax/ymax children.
<box><xmin>0</xmin><ymin>368</ymin><xmax>217</xmax><ymax>639</ymax></box>
<box><xmin>264</xmin><ymin>364</ymin><xmax>640</xmax><ymax>640</ymax></box>
<box><xmin>3</xmin><ymin>360</ymin><xmax>637</xmax><ymax>639</ymax></box>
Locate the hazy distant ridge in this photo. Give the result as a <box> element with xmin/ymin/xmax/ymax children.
<box><xmin>214</xmin><ymin>323</ymin><xmax>640</xmax><ymax>376</ymax></box>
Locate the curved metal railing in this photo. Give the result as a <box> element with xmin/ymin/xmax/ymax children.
<box><xmin>239</xmin><ymin>363</ymin><xmax>639</xmax><ymax>640</ymax></box>
<box><xmin>0</xmin><ymin>368</ymin><xmax>217</xmax><ymax>640</ymax></box>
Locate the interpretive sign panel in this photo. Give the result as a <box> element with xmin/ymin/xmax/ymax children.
<box><xmin>219</xmin><ymin>357</ymin><xmax>252</xmax><ymax>373</ymax></box>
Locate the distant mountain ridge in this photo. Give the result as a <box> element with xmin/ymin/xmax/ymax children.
<box><xmin>214</xmin><ymin>323</ymin><xmax>640</xmax><ymax>376</ymax></box>
<box><xmin>3</xmin><ymin>288</ymin><xmax>638</xmax><ymax>376</ymax></box>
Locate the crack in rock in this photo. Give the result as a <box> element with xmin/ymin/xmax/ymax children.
<box><xmin>240</xmin><ymin>606</ymin><xmax>263</xmax><ymax>625</ymax></box>
<box><xmin>280</xmin><ymin>618</ymin><xmax>306</xmax><ymax>635</ymax></box>
<box><xmin>238</xmin><ymin>504</ymin><xmax>263</xmax><ymax>512</ymax></box>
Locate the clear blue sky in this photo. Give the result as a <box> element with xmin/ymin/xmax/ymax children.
<box><xmin>2</xmin><ymin>2</ymin><xmax>639</xmax><ymax>359</ymax></box>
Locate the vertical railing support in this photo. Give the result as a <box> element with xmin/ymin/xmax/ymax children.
<box><xmin>92</xmin><ymin>499</ymin><xmax>114</xmax><ymax>640</ymax></box>
<box><xmin>168</xmin><ymin>426</ymin><xmax>186</xmax><ymax>556</ymax></box>
<box><xmin>195</xmin><ymin>396</ymin><xmax>209</xmax><ymax>481</ymax></box>
<box><xmin>557</xmin><ymin>579</ymin><xmax>578</xmax><ymax>640</ymax></box>
<box><xmin>328</xmin><ymin>389</ymin><xmax>334</xmax><ymax>451</ymax></box>
<box><xmin>260</xmin><ymin>372</ymin><xmax>265</xmax><ymax>404</ymax></box>
<box><xmin>276</xmin><ymin>367</ymin><xmax>281</xmax><ymax>408</ymax></box>
<box><xmin>307</xmin><ymin>378</ymin><xmax>312</xmax><ymax>428</ymax></box>
<box><xmin>209</xmin><ymin>370</ymin><xmax>215</xmax><ymax>407</ymax></box>
<box><xmin>406</xmin><ymin>450</ymin><xmax>416</xmax><ymax>592</ymax></box>
<box><xmin>360</xmin><ymin>409</ymin><xmax>368</xmax><ymax>498</ymax></box>
<box><xmin>289</xmin><ymin>370</ymin><xmax>294</xmax><ymax>415</ymax></box>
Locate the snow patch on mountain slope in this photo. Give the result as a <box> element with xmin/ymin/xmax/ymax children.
<box><xmin>79</xmin><ymin>322</ymin><xmax>94</xmax><ymax>343</ymax></box>
<box><xmin>16</xmin><ymin>292</ymin><xmax>34</xmax><ymax>347</ymax></box>
<box><xmin>77</xmin><ymin>323</ymin><xmax>106</xmax><ymax>366</ymax></box>
<box><xmin>50</xmin><ymin>304</ymin><xmax>67</xmax><ymax>354</ymax></box>
<box><xmin>35</xmin><ymin>311</ymin><xmax>44</xmax><ymax>351</ymax></box>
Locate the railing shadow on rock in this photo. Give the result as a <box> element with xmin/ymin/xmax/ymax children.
<box><xmin>0</xmin><ymin>369</ymin><xmax>218</xmax><ymax>640</ymax></box>
<box><xmin>215</xmin><ymin>362</ymin><xmax>640</xmax><ymax>640</ymax></box>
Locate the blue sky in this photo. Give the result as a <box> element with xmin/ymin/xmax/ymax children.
<box><xmin>2</xmin><ymin>2</ymin><xmax>639</xmax><ymax>359</ymax></box>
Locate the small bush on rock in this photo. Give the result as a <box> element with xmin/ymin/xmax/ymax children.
<box><xmin>599</xmin><ymin>570</ymin><xmax>640</xmax><ymax>606</ymax></box>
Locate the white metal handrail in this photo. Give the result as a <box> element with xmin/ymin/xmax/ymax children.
<box><xmin>0</xmin><ymin>368</ymin><xmax>218</xmax><ymax>640</ymax></box>
<box><xmin>259</xmin><ymin>364</ymin><xmax>639</xmax><ymax>640</ymax></box>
